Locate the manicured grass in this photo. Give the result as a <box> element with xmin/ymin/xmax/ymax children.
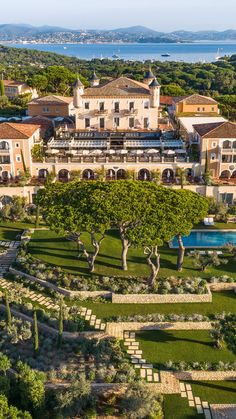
<box><xmin>81</xmin><ymin>291</ymin><xmax>236</xmax><ymax>320</ymax></box>
<box><xmin>28</xmin><ymin>229</ymin><xmax>236</xmax><ymax>279</ymax></box>
<box><xmin>189</xmin><ymin>381</ymin><xmax>236</xmax><ymax>404</ymax></box>
<box><xmin>164</xmin><ymin>395</ymin><xmax>203</xmax><ymax>419</ymax></box>
<box><xmin>0</xmin><ymin>221</ymin><xmax>35</xmax><ymax>241</ymax></box>
<box><xmin>195</xmin><ymin>222</ymin><xmax>236</xmax><ymax>230</ymax></box>
<box><xmin>164</xmin><ymin>381</ymin><xmax>236</xmax><ymax>419</ymax></box>
<box><xmin>135</xmin><ymin>330</ymin><xmax>236</xmax><ymax>368</ymax></box>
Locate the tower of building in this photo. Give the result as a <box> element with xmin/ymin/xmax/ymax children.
<box><xmin>149</xmin><ymin>77</ymin><xmax>161</xmax><ymax>108</ymax></box>
<box><xmin>143</xmin><ymin>68</ymin><xmax>155</xmax><ymax>85</ymax></box>
<box><xmin>90</xmin><ymin>71</ymin><xmax>100</xmax><ymax>87</ymax></box>
<box><xmin>73</xmin><ymin>78</ymin><xmax>84</xmax><ymax>108</ymax></box>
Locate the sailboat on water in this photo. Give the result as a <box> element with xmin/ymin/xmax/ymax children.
<box><xmin>215</xmin><ymin>48</ymin><xmax>222</xmax><ymax>60</ymax></box>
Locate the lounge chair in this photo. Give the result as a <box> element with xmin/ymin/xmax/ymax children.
<box><xmin>204</xmin><ymin>218</ymin><xmax>209</xmax><ymax>225</ymax></box>
<box><xmin>208</xmin><ymin>217</ymin><xmax>215</xmax><ymax>226</ymax></box>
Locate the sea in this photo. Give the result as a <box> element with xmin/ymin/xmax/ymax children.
<box><xmin>5</xmin><ymin>41</ymin><xmax>236</xmax><ymax>63</ymax></box>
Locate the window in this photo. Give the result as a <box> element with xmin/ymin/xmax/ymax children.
<box><xmin>202</xmin><ymin>107</ymin><xmax>205</xmax><ymax>112</ymax></box>
<box><xmin>144</xmin><ymin>118</ymin><xmax>149</xmax><ymax>129</ymax></box>
<box><xmin>197</xmin><ymin>107</ymin><xmax>201</xmax><ymax>112</ymax></box>
<box><xmin>210</xmin><ymin>153</ymin><xmax>216</xmax><ymax>161</ymax></box>
<box><xmin>129</xmin><ymin>102</ymin><xmax>135</xmax><ymax>111</ymax></box>
<box><xmin>55</xmin><ymin>107</ymin><xmax>60</xmax><ymax>114</ymax></box>
<box><xmin>16</xmin><ymin>155</ymin><xmax>21</xmax><ymax>163</ymax></box>
<box><xmin>114</xmin><ymin>102</ymin><xmax>120</xmax><ymax>113</ymax></box>
<box><xmin>85</xmin><ymin>118</ymin><xmax>90</xmax><ymax>128</ymax></box>
<box><xmin>144</xmin><ymin>101</ymin><xmax>150</xmax><ymax>109</ymax></box>
<box><xmin>99</xmin><ymin>102</ymin><xmax>105</xmax><ymax>112</ymax></box>
<box><xmin>85</xmin><ymin>102</ymin><xmax>90</xmax><ymax>110</ymax></box>
<box><xmin>114</xmin><ymin>117</ymin><xmax>120</xmax><ymax>127</ymax></box>
<box><xmin>43</xmin><ymin>107</ymin><xmax>50</xmax><ymax>113</ymax></box>
<box><xmin>222</xmin><ymin>155</ymin><xmax>232</xmax><ymax>163</ymax></box>
<box><xmin>129</xmin><ymin>118</ymin><xmax>135</xmax><ymax>129</ymax></box>
<box><xmin>212</xmin><ymin>142</ymin><xmax>217</xmax><ymax>148</ymax></box>
<box><xmin>212</xmin><ymin>107</ymin><xmax>215</xmax><ymax>112</ymax></box>
<box><xmin>100</xmin><ymin>118</ymin><xmax>105</xmax><ymax>129</ymax></box>
<box><xmin>15</xmin><ymin>143</ymin><xmax>20</xmax><ymax>148</ymax></box>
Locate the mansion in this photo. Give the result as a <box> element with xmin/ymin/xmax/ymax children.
<box><xmin>28</xmin><ymin>70</ymin><xmax>161</xmax><ymax>131</ymax></box>
<box><xmin>0</xmin><ymin>71</ymin><xmax>236</xmax><ymax>203</ymax></box>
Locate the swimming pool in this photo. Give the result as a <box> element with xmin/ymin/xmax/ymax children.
<box><xmin>170</xmin><ymin>230</ymin><xmax>236</xmax><ymax>248</ymax></box>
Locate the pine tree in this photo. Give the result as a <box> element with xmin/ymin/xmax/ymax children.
<box><xmin>57</xmin><ymin>299</ymin><xmax>63</xmax><ymax>348</ymax></box>
<box><xmin>33</xmin><ymin>310</ymin><xmax>39</xmax><ymax>355</ymax></box>
<box><xmin>5</xmin><ymin>291</ymin><xmax>11</xmax><ymax>327</ymax></box>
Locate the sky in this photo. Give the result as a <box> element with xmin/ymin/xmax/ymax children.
<box><xmin>2</xmin><ymin>0</ymin><xmax>236</xmax><ymax>31</ymax></box>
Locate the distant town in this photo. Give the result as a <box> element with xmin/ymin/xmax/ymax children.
<box><xmin>1</xmin><ymin>24</ymin><xmax>236</xmax><ymax>44</ymax></box>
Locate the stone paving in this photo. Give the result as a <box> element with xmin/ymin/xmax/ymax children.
<box><xmin>180</xmin><ymin>382</ymin><xmax>212</xmax><ymax>418</ymax></box>
<box><xmin>210</xmin><ymin>404</ymin><xmax>236</xmax><ymax>419</ymax></box>
<box><xmin>0</xmin><ymin>277</ymin><xmax>106</xmax><ymax>332</ymax></box>
<box><xmin>123</xmin><ymin>330</ymin><xmax>160</xmax><ymax>383</ymax></box>
<box><xmin>0</xmin><ymin>241</ymin><xmax>20</xmax><ymax>275</ymax></box>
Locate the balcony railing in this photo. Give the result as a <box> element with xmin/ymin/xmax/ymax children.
<box><xmin>43</xmin><ymin>155</ymin><xmax>191</xmax><ymax>164</ymax></box>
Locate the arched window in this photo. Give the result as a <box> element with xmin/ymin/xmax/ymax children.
<box><xmin>138</xmin><ymin>169</ymin><xmax>151</xmax><ymax>181</ymax></box>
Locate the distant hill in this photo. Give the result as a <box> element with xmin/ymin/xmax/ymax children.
<box><xmin>0</xmin><ymin>24</ymin><xmax>236</xmax><ymax>42</ymax></box>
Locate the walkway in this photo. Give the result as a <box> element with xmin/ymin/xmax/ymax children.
<box><xmin>0</xmin><ymin>241</ymin><xmax>20</xmax><ymax>275</ymax></box>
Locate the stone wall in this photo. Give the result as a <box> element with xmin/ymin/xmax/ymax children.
<box><xmin>106</xmin><ymin>321</ymin><xmax>213</xmax><ymax>338</ymax></box>
<box><xmin>9</xmin><ymin>268</ymin><xmax>111</xmax><ymax>299</ymax></box>
<box><xmin>112</xmin><ymin>287</ymin><xmax>212</xmax><ymax>304</ymax></box>
<box><xmin>209</xmin><ymin>283</ymin><xmax>236</xmax><ymax>291</ymax></box>
<box><xmin>174</xmin><ymin>371</ymin><xmax>236</xmax><ymax>381</ymax></box>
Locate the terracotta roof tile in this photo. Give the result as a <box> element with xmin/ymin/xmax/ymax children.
<box><xmin>174</xmin><ymin>94</ymin><xmax>217</xmax><ymax>105</ymax></box>
<box><xmin>82</xmin><ymin>77</ymin><xmax>151</xmax><ymax>98</ymax></box>
<box><xmin>193</xmin><ymin>121</ymin><xmax>236</xmax><ymax>138</ymax></box>
<box><xmin>0</xmin><ymin>123</ymin><xmax>40</xmax><ymax>139</ymax></box>
<box><xmin>29</xmin><ymin>95</ymin><xmax>73</xmax><ymax>105</ymax></box>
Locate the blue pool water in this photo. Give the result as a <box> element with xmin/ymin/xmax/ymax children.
<box><xmin>171</xmin><ymin>230</ymin><xmax>236</xmax><ymax>248</ymax></box>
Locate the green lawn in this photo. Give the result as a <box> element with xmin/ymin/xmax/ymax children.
<box><xmin>164</xmin><ymin>381</ymin><xmax>236</xmax><ymax>419</ymax></box>
<box><xmin>28</xmin><ymin>229</ymin><xmax>236</xmax><ymax>279</ymax></box>
<box><xmin>0</xmin><ymin>221</ymin><xmax>35</xmax><ymax>241</ymax></box>
<box><xmin>189</xmin><ymin>381</ymin><xmax>236</xmax><ymax>404</ymax></box>
<box><xmin>195</xmin><ymin>222</ymin><xmax>236</xmax><ymax>230</ymax></box>
<box><xmin>81</xmin><ymin>291</ymin><xmax>236</xmax><ymax>320</ymax></box>
<box><xmin>164</xmin><ymin>395</ymin><xmax>203</xmax><ymax>419</ymax></box>
<box><xmin>135</xmin><ymin>330</ymin><xmax>236</xmax><ymax>368</ymax></box>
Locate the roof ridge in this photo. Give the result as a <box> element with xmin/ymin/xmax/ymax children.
<box><xmin>201</xmin><ymin>121</ymin><xmax>227</xmax><ymax>137</ymax></box>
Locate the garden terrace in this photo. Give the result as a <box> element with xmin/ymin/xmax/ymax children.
<box><xmin>135</xmin><ymin>330</ymin><xmax>236</xmax><ymax>370</ymax></box>
<box><xmin>27</xmin><ymin>229</ymin><xmax>236</xmax><ymax>280</ymax></box>
<box><xmin>0</xmin><ymin>309</ymin><xmax>133</xmax><ymax>384</ymax></box>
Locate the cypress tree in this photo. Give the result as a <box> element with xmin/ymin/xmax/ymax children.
<box><xmin>5</xmin><ymin>291</ymin><xmax>11</xmax><ymax>327</ymax></box>
<box><xmin>57</xmin><ymin>300</ymin><xmax>63</xmax><ymax>348</ymax></box>
<box><xmin>33</xmin><ymin>310</ymin><xmax>39</xmax><ymax>355</ymax></box>
<box><xmin>35</xmin><ymin>205</ymin><xmax>40</xmax><ymax>228</ymax></box>
<box><xmin>0</xmin><ymin>79</ymin><xmax>5</xmax><ymax>97</ymax></box>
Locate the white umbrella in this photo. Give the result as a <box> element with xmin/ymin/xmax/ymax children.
<box><xmin>90</xmin><ymin>149</ymin><xmax>103</xmax><ymax>155</ymax></box>
<box><xmin>146</xmin><ymin>149</ymin><xmax>160</xmax><ymax>154</ymax></box>
<box><xmin>46</xmin><ymin>149</ymin><xmax>59</xmax><ymax>155</ymax></box>
<box><xmin>134</xmin><ymin>150</ymin><xmax>144</xmax><ymax>155</ymax></box>
<box><xmin>65</xmin><ymin>150</ymin><xmax>77</xmax><ymax>155</ymax></box>
<box><xmin>163</xmin><ymin>150</ymin><xmax>175</xmax><ymax>155</ymax></box>
<box><xmin>116</xmin><ymin>149</ymin><xmax>128</xmax><ymax>155</ymax></box>
<box><xmin>175</xmin><ymin>149</ymin><xmax>186</xmax><ymax>154</ymax></box>
<box><xmin>82</xmin><ymin>150</ymin><xmax>90</xmax><ymax>156</ymax></box>
<box><xmin>106</xmin><ymin>149</ymin><xmax>116</xmax><ymax>155</ymax></box>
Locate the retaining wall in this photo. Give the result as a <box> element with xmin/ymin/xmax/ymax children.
<box><xmin>9</xmin><ymin>268</ymin><xmax>111</xmax><ymax>298</ymax></box>
<box><xmin>209</xmin><ymin>283</ymin><xmax>236</xmax><ymax>291</ymax></box>
<box><xmin>174</xmin><ymin>371</ymin><xmax>236</xmax><ymax>381</ymax></box>
<box><xmin>106</xmin><ymin>321</ymin><xmax>213</xmax><ymax>338</ymax></box>
<box><xmin>112</xmin><ymin>287</ymin><xmax>212</xmax><ymax>304</ymax></box>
